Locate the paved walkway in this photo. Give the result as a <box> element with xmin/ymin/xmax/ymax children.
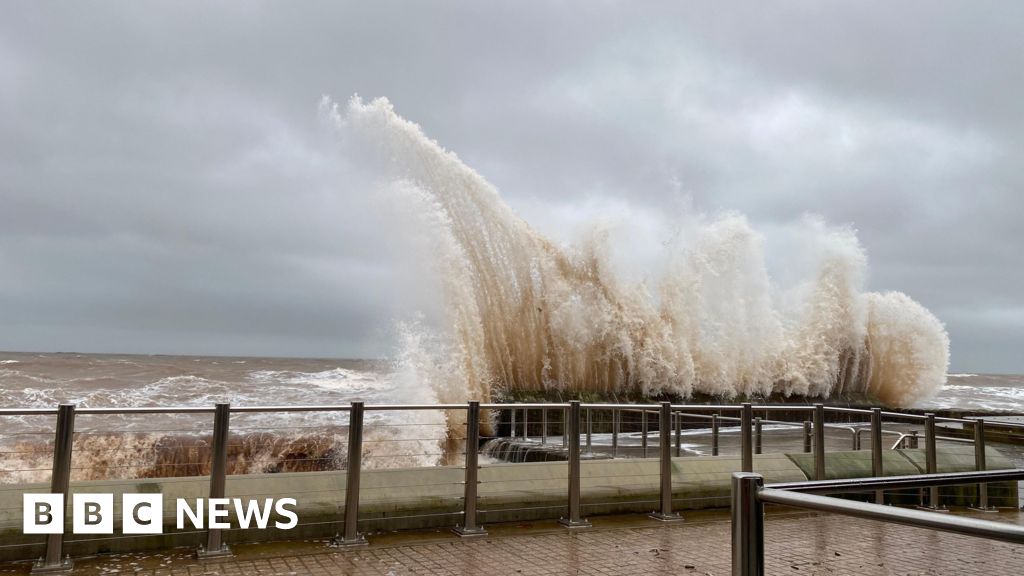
<box><xmin>6</xmin><ymin>509</ymin><xmax>1023</xmax><ymax>576</ymax></box>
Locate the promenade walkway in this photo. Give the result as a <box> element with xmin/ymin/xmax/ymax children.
<box><xmin>5</xmin><ymin>508</ymin><xmax>1022</xmax><ymax>576</ymax></box>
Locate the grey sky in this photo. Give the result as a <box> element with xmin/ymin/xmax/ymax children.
<box><xmin>0</xmin><ymin>2</ymin><xmax>1021</xmax><ymax>372</ymax></box>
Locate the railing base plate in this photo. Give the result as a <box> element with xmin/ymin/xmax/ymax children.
<box><xmin>452</xmin><ymin>525</ymin><xmax>488</xmax><ymax>537</ymax></box>
<box><xmin>649</xmin><ymin>512</ymin><xmax>683</xmax><ymax>522</ymax></box>
<box><xmin>915</xmin><ymin>505</ymin><xmax>949</xmax><ymax>513</ymax></box>
<box><xmin>968</xmin><ymin>506</ymin><xmax>999</xmax><ymax>513</ymax></box>
<box><xmin>196</xmin><ymin>545</ymin><xmax>232</xmax><ymax>560</ymax></box>
<box><xmin>31</xmin><ymin>558</ymin><xmax>73</xmax><ymax>574</ymax></box>
<box><xmin>558</xmin><ymin>517</ymin><xmax>592</xmax><ymax>529</ymax></box>
<box><xmin>329</xmin><ymin>535</ymin><xmax>369</xmax><ymax>548</ymax></box>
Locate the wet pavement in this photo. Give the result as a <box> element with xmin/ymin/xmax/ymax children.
<box><xmin>4</xmin><ymin>507</ymin><xmax>1022</xmax><ymax>576</ymax></box>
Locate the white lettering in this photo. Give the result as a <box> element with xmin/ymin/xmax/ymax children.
<box><xmin>176</xmin><ymin>498</ymin><xmax>204</xmax><ymax>530</ymax></box>
<box><xmin>123</xmin><ymin>494</ymin><xmax>163</xmax><ymax>534</ymax></box>
<box><xmin>207</xmin><ymin>498</ymin><xmax>231</xmax><ymax>529</ymax></box>
<box><xmin>72</xmin><ymin>493</ymin><xmax>113</xmax><ymax>534</ymax></box>
<box><xmin>233</xmin><ymin>499</ymin><xmax>274</xmax><ymax>529</ymax></box>
<box><xmin>23</xmin><ymin>494</ymin><xmax>63</xmax><ymax>534</ymax></box>
<box><xmin>274</xmin><ymin>498</ymin><xmax>298</xmax><ymax>530</ymax></box>
<box><xmin>23</xmin><ymin>494</ymin><xmax>298</xmax><ymax>534</ymax></box>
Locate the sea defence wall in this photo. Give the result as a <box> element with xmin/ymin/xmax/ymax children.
<box><xmin>0</xmin><ymin>447</ymin><xmax>1017</xmax><ymax>562</ymax></box>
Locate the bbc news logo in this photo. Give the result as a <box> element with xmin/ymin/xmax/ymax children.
<box><xmin>24</xmin><ymin>494</ymin><xmax>298</xmax><ymax>534</ymax></box>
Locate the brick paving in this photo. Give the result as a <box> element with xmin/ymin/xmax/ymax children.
<box><xmin>6</xmin><ymin>509</ymin><xmax>1023</xmax><ymax>576</ymax></box>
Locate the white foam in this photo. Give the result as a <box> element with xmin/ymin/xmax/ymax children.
<box><xmin>329</xmin><ymin>95</ymin><xmax>950</xmax><ymax>408</ymax></box>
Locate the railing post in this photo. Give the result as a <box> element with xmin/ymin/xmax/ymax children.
<box><xmin>510</xmin><ymin>408</ymin><xmax>516</xmax><ymax>438</ymax></box>
<box><xmin>560</xmin><ymin>401</ymin><xmax>590</xmax><ymax>528</ymax></box>
<box><xmin>675</xmin><ymin>411</ymin><xmax>682</xmax><ymax>457</ymax></box>
<box><xmin>641</xmin><ymin>410</ymin><xmax>648</xmax><ymax>458</ymax></box>
<box><xmin>871</xmin><ymin>408</ymin><xmax>884</xmax><ymax>504</ymax></box>
<box><xmin>969</xmin><ymin>419</ymin><xmax>996</xmax><ymax>512</ymax></box>
<box><xmin>731</xmin><ymin>472</ymin><xmax>765</xmax><ymax>576</ymax></box>
<box><xmin>753</xmin><ymin>417</ymin><xmax>762</xmax><ymax>455</ymax></box>
<box><xmin>711</xmin><ymin>413</ymin><xmax>720</xmax><ymax>457</ymax></box>
<box><xmin>541</xmin><ymin>408</ymin><xmax>548</xmax><ymax>445</ymax></box>
<box><xmin>813</xmin><ymin>404</ymin><xmax>826</xmax><ymax>481</ymax></box>
<box><xmin>921</xmin><ymin>412</ymin><xmax>946</xmax><ymax>511</ymax></box>
<box><xmin>334</xmin><ymin>401</ymin><xmax>368</xmax><ymax>546</ymax></box>
<box><xmin>908</xmin><ymin>430</ymin><xmax>919</xmax><ymax>449</ymax></box>
<box><xmin>34</xmin><ymin>403</ymin><xmax>75</xmax><ymax>573</ymax></box>
<box><xmin>197</xmin><ymin>403</ymin><xmax>232</xmax><ymax>559</ymax></box>
<box><xmin>741</xmin><ymin>403</ymin><xmax>753</xmax><ymax>473</ymax></box>
<box><xmin>585</xmin><ymin>408</ymin><xmax>592</xmax><ymax>453</ymax></box>
<box><xmin>561</xmin><ymin>407</ymin><xmax>567</xmax><ymax>448</ymax></box>
<box><xmin>802</xmin><ymin>421</ymin><xmax>812</xmax><ymax>453</ymax></box>
<box><xmin>454</xmin><ymin>402</ymin><xmax>487</xmax><ymax>536</ymax></box>
<box><xmin>651</xmin><ymin>402</ymin><xmax>682</xmax><ymax>521</ymax></box>
<box><xmin>612</xmin><ymin>409</ymin><xmax>619</xmax><ymax>457</ymax></box>
<box><xmin>523</xmin><ymin>408</ymin><xmax>529</xmax><ymax>442</ymax></box>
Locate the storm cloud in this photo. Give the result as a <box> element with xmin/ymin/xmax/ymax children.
<box><xmin>0</xmin><ymin>2</ymin><xmax>1021</xmax><ymax>372</ymax></box>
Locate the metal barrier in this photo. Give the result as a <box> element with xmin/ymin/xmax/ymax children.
<box><xmin>37</xmin><ymin>404</ymin><xmax>75</xmax><ymax>573</ymax></box>
<box><xmin>453</xmin><ymin>401</ymin><xmax>486</xmax><ymax>536</ymax></box>
<box><xmin>196</xmin><ymin>403</ymin><xmax>232</xmax><ymax>558</ymax></box>
<box><xmin>558</xmin><ymin>401</ymin><xmax>590</xmax><ymax>528</ymax></box>
<box><xmin>2</xmin><ymin>401</ymin><xmax>1020</xmax><ymax>573</ymax></box>
<box><xmin>731</xmin><ymin>469</ymin><xmax>1024</xmax><ymax>576</ymax></box>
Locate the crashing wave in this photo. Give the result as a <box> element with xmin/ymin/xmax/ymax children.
<box><xmin>328</xmin><ymin>96</ymin><xmax>949</xmax><ymax>408</ymax></box>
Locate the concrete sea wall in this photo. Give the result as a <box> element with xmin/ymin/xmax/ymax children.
<box><xmin>0</xmin><ymin>448</ymin><xmax>1017</xmax><ymax>562</ymax></box>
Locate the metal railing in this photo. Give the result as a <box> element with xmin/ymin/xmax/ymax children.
<box><xmin>731</xmin><ymin>469</ymin><xmax>1024</xmax><ymax>576</ymax></box>
<box><xmin>1</xmin><ymin>401</ymin><xmax>1020</xmax><ymax>573</ymax></box>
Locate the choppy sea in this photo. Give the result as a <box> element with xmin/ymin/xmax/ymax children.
<box><xmin>1</xmin><ymin>352</ymin><xmax>1021</xmax><ymax>483</ymax></box>
<box><xmin>2</xmin><ymin>352</ymin><xmax>1021</xmax><ymax>413</ymax></box>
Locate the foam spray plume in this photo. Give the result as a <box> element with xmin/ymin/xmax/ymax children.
<box><xmin>327</xmin><ymin>96</ymin><xmax>950</xmax><ymax>409</ymax></box>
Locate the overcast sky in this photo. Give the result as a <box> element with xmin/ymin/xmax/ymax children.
<box><xmin>1</xmin><ymin>2</ymin><xmax>1021</xmax><ymax>372</ymax></box>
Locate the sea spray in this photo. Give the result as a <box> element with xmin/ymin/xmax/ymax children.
<box><xmin>328</xmin><ymin>95</ymin><xmax>950</xmax><ymax>407</ymax></box>
<box><xmin>864</xmin><ymin>292</ymin><xmax>951</xmax><ymax>405</ymax></box>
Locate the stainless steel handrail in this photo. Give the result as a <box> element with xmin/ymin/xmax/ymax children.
<box><xmin>855</xmin><ymin>427</ymin><xmax>911</xmax><ymax>452</ymax></box>
<box><xmin>75</xmin><ymin>407</ymin><xmax>216</xmax><ymax>415</ymax></box>
<box><xmin>229</xmin><ymin>405</ymin><xmax>352</xmax><ymax>413</ymax></box>
<box><xmin>5</xmin><ymin>399</ymin><xmax>1020</xmax><ymax>572</ymax></box>
<box><xmin>732</xmin><ymin>469</ymin><xmax>1024</xmax><ymax>575</ymax></box>
<box><xmin>767</xmin><ymin>468</ymin><xmax>1024</xmax><ymax>493</ymax></box>
<box><xmin>758</xmin><ymin>488</ymin><xmax>1024</xmax><ymax>543</ymax></box>
<box><xmin>0</xmin><ymin>408</ymin><xmax>60</xmax><ymax>416</ymax></box>
<box><xmin>2</xmin><ymin>402</ymin><xmax>1013</xmax><ymax>423</ymax></box>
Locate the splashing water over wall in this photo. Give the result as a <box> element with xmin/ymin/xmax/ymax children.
<box><xmin>324</xmin><ymin>96</ymin><xmax>950</xmax><ymax>408</ymax></box>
